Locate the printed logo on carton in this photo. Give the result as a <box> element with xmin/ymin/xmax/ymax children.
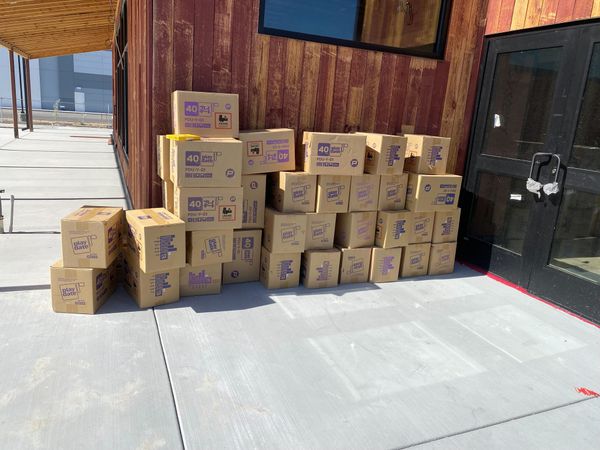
<box><xmin>387</xmin><ymin>145</ymin><xmax>402</xmax><ymax>166</ymax></box>
<box><xmin>185</xmin><ymin>151</ymin><xmax>222</xmax><ymax>167</ymax></box>
<box><xmin>415</xmin><ymin>217</ymin><xmax>430</xmax><ymax>233</ymax></box>
<box><xmin>440</xmin><ymin>254</ymin><xmax>451</xmax><ymax>264</ymax></box>
<box><xmin>326</xmin><ymin>185</ymin><xmax>344</xmax><ymax>202</ymax></box>
<box><xmin>189</xmin><ymin>270</ymin><xmax>213</xmax><ymax>287</ymax></box>
<box><xmin>357</xmin><ymin>184</ymin><xmax>373</xmax><ymax>201</ymax></box>
<box><xmin>292</xmin><ymin>185</ymin><xmax>310</xmax><ymax>202</ymax></box>
<box><xmin>410</xmin><ymin>253</ymin><xmax>423</xmax><ymax>265</ymax></box>
<box><xmin>349</xmin><ymin>258</ymin><xmax>365</xmax><ymax>274</ymax></box>
<box><xmin>159</xmin><ymin>235</ymin><xmax>177</xmax><ymax>260</ymax></box>
<box><xmin>240</xmin><ymin>237</ymin><xmax>255</xmax><ymax>262</ymax></box>
<box><xmin>60</xmin><ymin>282</ymin><xmax>83</xmax><ymax>302</ymax></box>
<box><xmin>317</xmin><ymin>261</ymin><xmax>330</xmax><ymax>281</ymax></box>
<box><xmin>153</xmin><ymin>272</ymin><xmax>171</xmax><ymax>297</ymax></box>
<box><xmin>427</xmin><ymin>146</ymin><xmax>444</xmax><ymax>166</ymax></box>
<box><xmin>442</xmin><ymin>218</ymin><xmax>453</xmax><ymax>236</ymax></box>
<box><xmin>266</xmin><ymin>149</ymin><xmax>290</xmax><ymax>163</ymax></box>
<box><xmin>71</xmin><ymin>235</ymin><xmax>96</xmax><ymax>255</ymax></box>
<box><xmin>311</xmin><ymin>223</ymin><xmax>329</xmax><ymax>239</ymax></box>
<box><xmin>247</xmin><ymin>142</ymin><xmax>263</xmax><ymax>156</ymax></box>
<box><xmin>205</xmin><ymin>236</ymin><xmax>223</xmax><ymax>256</ymax></box>
<box><xmin>281</xmin><ymin>226</ymin><xmax>300</xmax><ymax>242</ymax></box>
<box><xmin>184</xmin><ymin>101</ymin><xmax>212</xmax><ymax>117</ymax></box>
<box><xmin>279</xmin><ymin>260</ymin><xmax>294</xmax><ymax>280</ymax></box>
<box><xmin>393</xmin><ymin>220</ymin><xmax>407</xmax><ymax>239</ymax></box>
<box><xmin>215</xmin><ymin>113</ymin><xmax>232</xmax><ymax>129</ymax></box>
<box><xmin>386</xmin><ymin>185</ymin><xmax>400</xmax><ymax>199</ymax></box>
<box><xmin>381</xmin><ymin>256</ymin><xmax>395</xmax><ymax>275</ymax></box>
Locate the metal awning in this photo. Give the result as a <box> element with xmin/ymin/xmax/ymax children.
<box><xmin>0</xmin><ymin>0</ymin><xmax>117</xmax><ymax>59</ymax></box>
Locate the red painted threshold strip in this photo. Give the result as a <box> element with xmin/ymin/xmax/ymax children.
<box><xmin>458</xmin><ymin>261</ymin><xmax>600</xmax><ymax>331</ymax></box>
<box><xmin>576</xmin><ymin>387</ymin><xmax>600</xmax><ymax>397</ymax></box>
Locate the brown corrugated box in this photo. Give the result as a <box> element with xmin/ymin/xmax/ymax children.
<box><xmin>410</xmin><ymin>211</ymin><xmax>434</xmax><ymax>244</ymax></box>
<box><xmin>174</xmin><ymin>187</ymin><xmax>243</xmax><ymax>230</ymax></box>
<box><xmin>259</xmin><ymin>247</ymin><xmax>301</xmax><ymax>289</ymax></box>
<box><xmin>303</xmin><ymin>132</ymin><xmax>366</xmax><ymax>175</ymax></box>
<box><xmin>359</xmin><ymin>132</ymin><xmax>407</xmax><ymax>175</ymax></box>
<box><xmin>263</xmin><ymin>208</ymin><xmax>307</xmax><ymax>253</ymax></box>
<box><xmin>50</xmin><ymin>258</ymin><xmax>118</xmax><ymax>314</ymax></box>
<box><xmin>378</xmin><ymin>173</ymin><xmax>408</xmax><ymax>210</ymax></box>
<box><xmin>163</xmin><ymin>180</ymin><xmax>174</xmax><ymax>213</ymax></box>
<box><xmin>180</xmin><ymin>263</ymin><xmax>222</xmax><ymax>296</ymax></box>
<box><xmin>305</xmin><ymin>213</ymin><xmax>336</xmax><ymax>250</ymax></box>
<box><xmin>301</xmin><ymin>249</ymin><xmax>341</xmax><ymax>289</ymax></box>
<box><xmin>170</xmin><ymin>138</ymin><xmax>242</xmax><ymax>188</ymax></box>
<box><xmin>369</xmin><ymin>247</ymin><xmax>402</xmax><ymax>283</ymax></box>
<box><xmin>123</xmin><ymin>251</ymin><xmax>180</xmax><ymax>308</ymax></box>
<box><xmin>432</xmin><ymin>209</ymin><xmax>461</xmax><ymax>244</ymax></box>
<box><xmin>348</xmin><ymin>175</ymin><xmax>380</xmax><ymax>212</ymax></box>
<box><xmin>428</xmin><ymin>242</ymin><xmax>457</xmax><ymax>275</ymax></box>
<box><xmin>375</xmin><ymin>211</ymin><xmax>412</xmax><ymax>248</ymax></box>
<box><xmin>187</xmin><ymin>229</ymin><xmax>233</xmax><ymax>266</ymax></box>
<box><xmin>172</xmin><ymin>90</ymin><xmax>239</xmax><ymax>138</ymax></box>
<box><xmin>400</xmin><ymin>243</ymin><xmax>431</xmax><ymax>278</ymax></box>
<box><xmin>268</xmin><ymin>172</ymin><xmax>316</xmax><ymax>213</ymax></box>
<box><xmin>404</xmin><ymin>134</ymin><xmax>450</xmax><ymax>175</ymax></box>
<box><xmin>223</xmin><ymin>229</ymin><xmax>262</xmax><ymax>284</ymax></box>
<box><xmin>61</xmin><ymin>206</ymin><xmax>123</xmax><ymax>269</ymax></box>
<box><xmin>406</xmin><ymin>173</ymin><xmax>462</xmax><ymax>212</ymax></box>
<box><xmin>334</xmin><ymin>211</ymin><xmax>377</xmax><ymax>249</ymax></box>
<box><xmin>157</xmin><ymin>135</ymin><xmax>170</xmax><ymax>180</ymax></box>
<box><xmin>338</xmin><ymin>247</ymin><xmax>372</xmax><ymax>284</ymax></box>
<box><xmin>239</xmin><ymin>128</ymin><xmax>295</xmax><ymax>174</ymax></box>
<box><xmin>125</xmin><ymin>208</ymin><xmax>186</xmax><ymax>273</ymax></box>
<box><xmin>315</xmin><ymin>175</ymin><xmax>351</xmax><ymax>213</ymax></box>
<box><xmin>242</xmin><ymin>174</ymin><xmax>267</xmax><ymax>229</ymax></box>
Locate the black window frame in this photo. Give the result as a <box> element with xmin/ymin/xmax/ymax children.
<box><xmin>115</xmin><ymin>0</ymin><xmax>128</xmax><ymax>158</ymax></box>
<box><xmin>258</xmin><ymin>0</ymin><xmax>453</xmax><ymax>60</ymax></box>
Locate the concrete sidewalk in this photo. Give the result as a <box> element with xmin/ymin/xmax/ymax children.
<box><xmin>0</xmin><ymin>127</ymin><xmax>599</xmax><ymax>449</ymax></box>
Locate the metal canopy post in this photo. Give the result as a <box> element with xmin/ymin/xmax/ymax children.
<box><xmin>24</xmin><ymin>59</ymin><xmax>33</xmax><ymax>132</ymax></box>
<box><xmin>8</xmin><ymin>50</ymin><xmax>19</xmax><ymax>139</ymax></box>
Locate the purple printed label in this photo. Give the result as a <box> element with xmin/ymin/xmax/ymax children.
<box><xmin>185</xmin><ymin>151</ymin><xmax>221</xmax><ymax>167</ymax></box>
<box><xmin>206</xmin><ymin>237</ymin><xmax>222</xmax><ymax>255</ymax></box>
<box><xmin>349</xmin><ymin>259</ymin><xmax>364</xmax><ymax>274</ymax></box>
<box><xmin>159</xmin><ymin>235</ymin><xmax>177</xmax><ymax>260</ymax></box>
<box><xmin>292</xmin><ymin>185</ymin><xmax>309</xmax><ymax>202</ymax></box>
<box><xmin>95</xmin><ymin>272</ymin><xmax>107</xmax><ymax>290</ymax></box>
<box><xmin>386</xmin><ymin>185</ymin><xmax>399</xmax><ymax>199</ymax></box>
<box><xmin>445</xmin><ymin>194</ymin><xmax>456</xmax><ymax>205</ymax></box>
<box><xmin>184</xmin><ymin>101</ymin><xmax>212</xmax><ymax>117</ymax></box>
<box><xmin>387</xmin><ymin>145</ymin><xmax>401</xmax><ymax>166</ymax></box>
<box><xmin>71</xmin><ymin>235</ymin><xmax>94</xmax><ymax>254</ymax></box>
<box><xmin>281</xmin><ymin>227</ymin><xmax>297</xmax><ymax>242</ymax></box>
<box><xmin>381</xmin><ymin>256</ymin><xmax>395</xmax><ymax>275</ymax></box>
<box><xmin>316</xmin><ymin>261</ymin><xmax>330</xmax><ymax>281</ymax></box>
<box><xmin>441</xmin><ymin>254</ymin><xmax>451</xmax><ymax>263</ymax></box>
<box><xmin>442</xmin><ymin>218</ymin><xmax>453</xmax><ymax>235</ymax></box>
<box><xmin>188</xmin><ymin>197</ymin><xmax>217</xmax><ymax>211</ymax></box>
<box><xmin>189</xmin><ymin>270</ymin><xmax>213</xmax><ymax>286</ymax></box>
<box><xmin>357</xmin><ymin>186</ymin><xmax>371</xmax><ymax>201</ymax></box>
<box><xmin>154</xmin><ymin>272</ymin><xmax>171</xmax><ymax>296</ymax></box>
<box><xmin>279</xmin><ymin>260</ymin><xmax>294</xmax><ymax>280</ymax></box>
<box><xmin>410</xmin><ymin>254</ymin><xmax>422</xmax><ymax>265</ymax></box>
<box><xmin>60</xmin><ymin>283</ymin><xmax>81</xmax><ymax>301</ymax></box>
<box><xmin>277</xmin><ymin>149</ymin><xmax>290</xmax><ymax>162</ymax></box>
<box><xmin>327</xmin><ymin>186</ymin><xmax>343</xmax><ymax>201</ymax></box>
<box><xmin>424</xmin><ymin>184</ymin><xmax>432</xmax><ymax>192</ymax></box>
<box><xmin>312</xmin><ymin>224</ymin><xmax>328</xmax><ymax>238</ymax></box>
<box><xmin>427</xmin><ymin>145</ymin><xmax>444</xmax><ymax>166</ymax></box>
<box><xmin>393</xmin><ymin>220</ymin><xmax>406</xmax><ymax>239</ymax></box>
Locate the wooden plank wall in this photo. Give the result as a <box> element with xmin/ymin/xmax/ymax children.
<box><xmin>486</xmin><ymin>0</ymin><xmax>600</xmax><ymax>33</ymax></box>
<box><xmin>120</xmin><ymin>0</ymin><xmax>488</xmax><ymax>208</ymax></box>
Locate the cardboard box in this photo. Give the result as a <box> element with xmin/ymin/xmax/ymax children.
<box><xmin>406</xmin><ymin>173</ymin><xmax>462</xmax><ymax>212</ymax></box>
<box><xmin>305</xmin><ymin>213</ymin><xmax>336</xmax><ymax>250</ymax></box>
<box><xmin>400</xmin><ymin>243</ymin><xmax>431</xmax><ymax>278</ymax></box>
<box><xmin>259</xmin><ymin>247</ymin><xmax>301</xmax><ymax>289</ymax></box>
<box><xmin>432</xmin><ymin>209</ymin><xmax>461</xmax><ymax>244</ymax></box>
<box><xmin>334</xmin><ymin>211</ymin><xmax>377</xmax><ymax>248</ymax></box>
<box><xmin>411</xmin><ymin>211</ymin><xmax>434</xmax><ymax>244</ymax></box>
<box><xmin>187</xmin><ymin>229</ymin><xmax>233</xmax><ymax>265</ymax></box>
<box><xmin>239</xmin><ymin>128</ymin><xmax>295</xmax><ymax>174</ymax></box>
<box><xmin>349</xmin><ymin>175</ymin><xmax>380</xmax><ymax>212</ymax></box>
<box><xmin>170</xmin><ymin>138</ymin><xmax>242</xmax><ymax>188</ymax></box>
<box><xmin>50</xmin><ymin>259</ymin><xmax>117</xmax><ymax>314</ymax></box>
<box><xmin>360</xmin><ymin>132</ymin><xmax>407</xmax><ymax>175</ymax></box>
<box><xmin>123</xmin><ymin>252</ymin><xmax>180</xmax><ymax>308</ymax></box>
<box><xmin>180</xmin><ymin>263</ymin><xmax>222</xmax><ymax>296</ymax></box>
<box><xmin>268</xmin><ymin>172</ymin><xmax>316</xmax><ymax>213</ymax></box>
<box><xmin>223</xmin><ymin>229</ymin><xmax>262</xmax><ymax>284</ymax></box>
<box><xmin>404</xmin><ymin>134</ymin><xmax>450</xmax><ymax>175</ymax></box>
<box><xmin>369</xmin><ymin>247</ymin><xmax>402</xmax><ymax>283</ymax></box>
<box><xmin>163</xmin><ymin>179</ymin><xmax>175</xmax><ymax>213</ymax></box>
<box><xmin>301</xmin><ymin>249</ymin><xmax>341</xmax><ymax>289</ymax></box>
<box><xmin>174</xmin><ymin>187</ymin><xmax>243</xmax><ymax>230</ymax></box>
<box><xmin>242</xmin><ymin>174</ymin><xmax>266</xmax><ymax>229</ymax></box>
<box><xmin>157</xmin><ymin>135</ymin><xmax>170</xmax><ymax>180</ymax></box>
<box><xmin>125</xmin><ymin>208</ymin><xmax>186</xmax><ymax>272</ymax></box>
<box><xmin>263</xmin><ymin>208</ymin><xmax>307</xmax><ymax>253</ymax></box>
<box><xmin>315</xmin><ymin>175</ymin><xmax>351</xmax><ymax>213</ymax></box>
<box><xmin>339</xmin><ymin>247</ymin><xmax>372</xmax><ymax>284</ymax></box>
<box><xmin>428</xmin><ymin>242</ymin><xmax>457</xmax><ymax>275</ymax></box>
<box><xmin>172</xmin><ymin>90</ymin><xmax>239</xmax><ymax>138</ymax></box>
<box><xmin>375</xmin><ymin>211</ymin><xmax>412</xmax><ymax>248</ymax></box>
<box><xmin>303</xmin><ymin>132</ymin><xmax>366</xmax><ymax>175</ymax></box>
<box><xmin>61</xmin><ymin>206</ymin><xmax>123</xmax><ymax>269</ymax></box>
<box><xmin>378</xmin><ymin>173</ymin><xmax>408</xmax><ymax>210</ymax></box>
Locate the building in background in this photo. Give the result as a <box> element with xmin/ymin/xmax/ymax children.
<box><xmin>0</xmin><ymin>49</ymin><xmax>112</xmax><ymax>113</ymax></box>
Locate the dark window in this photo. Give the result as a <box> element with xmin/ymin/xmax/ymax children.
<box><xmin>115</xmin><ymin>0</ymin><xmax>128</xmax><ymax>157</ymax></box>
<box><xmin>259</xmin><ymin>0</ymin><xmax>452</xmax><ymax>59</ymax></box>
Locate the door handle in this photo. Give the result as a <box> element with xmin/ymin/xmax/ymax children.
<box><xmin>526</xmin><ymin>152</ymin><xmax>560</xmax><ymax>197</ymax></box>
<box><xmin>543</xmin><ymin>154</ymin><xmax>560</xmax><ymax>196</ymax></box>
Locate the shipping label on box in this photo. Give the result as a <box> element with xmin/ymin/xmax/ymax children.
<box><xmin>305</xmin><ymin>213</ymin><xmax>336</xmax><ymax>250</ymax></box>
<box><xmin>163</xmin><ymin>179</ymin><xmax>175</xmax><ymax>213</ymax></box>
<box><xmin>269</xmin><ymin>172</ymin><xmax>316</xmax><ymax>213</ymax></box>
<box><xmin>239</xmin><ymin>128</ymin><xmax>296</xmax><ymax>174</ymax></box>
<box><xmin>410</xmin><ymin>211</ymin><xmax>434</xmax><ymax>244</ymax></box>
<box><xmin>301</xmin><ymin>249</ymin><xmax>341</xmax><ymax>289</ymax></box>
<box><xmin>303</xmin><ymin>132</ymin><xmax>366</xmax><ymax>175</ymax></box>
<box><xmin>369</xmin><ymin>247</ymin><xmax>402</xmax><ymax>283</ymax></box>
<box><xmin>157</xmin><ymin>135</ymin><xmax>170</xmax><ymax>180</ymax></box>
<box><xmin>174</xmin><ymin>187</ymin><xmax>243</xmax><ymax>230</ymax></box>
<box><xmin>123</xmin><ymin>252</ymin><xmax>180</xmax><ymax>308</ymax></box>
<box><xmin>432</xmin><ymin>209</ymin><xmax>461</xmax><ymax>244</ymax></box>
<box><xmin>170</xmin><ymin>139</ymin><xmax>242</xmax><ymax>188</ymax></box>
<box><xmin>339</xmin><ymin>247</ymin><xmax>372</xmax><ymax>284</ymax></box>
<box><xmin>187</xmin><ymin>229</ymin><xmax>233</xmax><ymax>266</ymax></box>
<box><xmin>172</xmin><ymin>90</ymin><xmax>239</xmax><ymax>138</ymax></box>
<box><xmin>400</xmin><ymin>243</ymin><xmax>431</xmax><ymax>278</ymax></box>
<box><xmin>61</xmin><ymin>206</ymin><xmax>123</xmax><ymax>269</ymax></box>
<box><xmin>334</xmin><ymin>211</ymin><xmax>377</xmax><ymax>249</ymax></box>
<box><xmin>375</xmin><ymin>211</ymin><xmax>412</xmax><ymax>248</ymax></box>
<box><xmin>428</xmin><ymin>242</ymin><xmax>457</xmax><ymax>275</ymax></box>
<box><xmin>125</xmin><ymin>208</ymin><xmax>186</xmax><ymax>272</ymax></box>
<box><xmin>406</xmin><ymin>173</ymin><xmax>462</xmax><ymax>212</ymax></box>
<box><xmin>349</xmin><ymin>174</ymin><xmax>380</xmax><ymax>212</ymax></box>
<box><xmin>263</xmin><ymin>208</ymin><xmax>307</xmax><ymax>253</ymax></box>
<box><xmin>404</xmin><ymin>134</ymin><xmax>450</xmax><ymax>175</ymax></box>
<box><xmin>50</xmin><ymin>259</ymin><xmax>117</xmax><ymax>314</ymax></box>
<box><xmin>242</xmin><ymin>174</ymin><xmax>266</xmax><ymax>229</ymax></box>
<box><xmin>360</xmin><ymin>133</ymin><xmax>407</xmax><ymax>175</ymax></box>
<box><xmin>260</xmin><ymin>247</ymin><xmax>301</xmax><ymax>289</ymax></box>
<box><xmin>223</xmin><ymin>229</ymin><xmax>262</xmax><ymax>284</ymax></box>
<box><xmin>180</xmin><ymin>263</ymin><xmax>222</xmax><ymax>296</ymax></box>
<box><xmin>378</xmin><ymin>173</ymin><xmax>408</xmax><ymax>210</ymax></box>
<box><xmin>315</xmin><ymin>175</ymin><xmax>351</xmax><ymax>213</ymax></box>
